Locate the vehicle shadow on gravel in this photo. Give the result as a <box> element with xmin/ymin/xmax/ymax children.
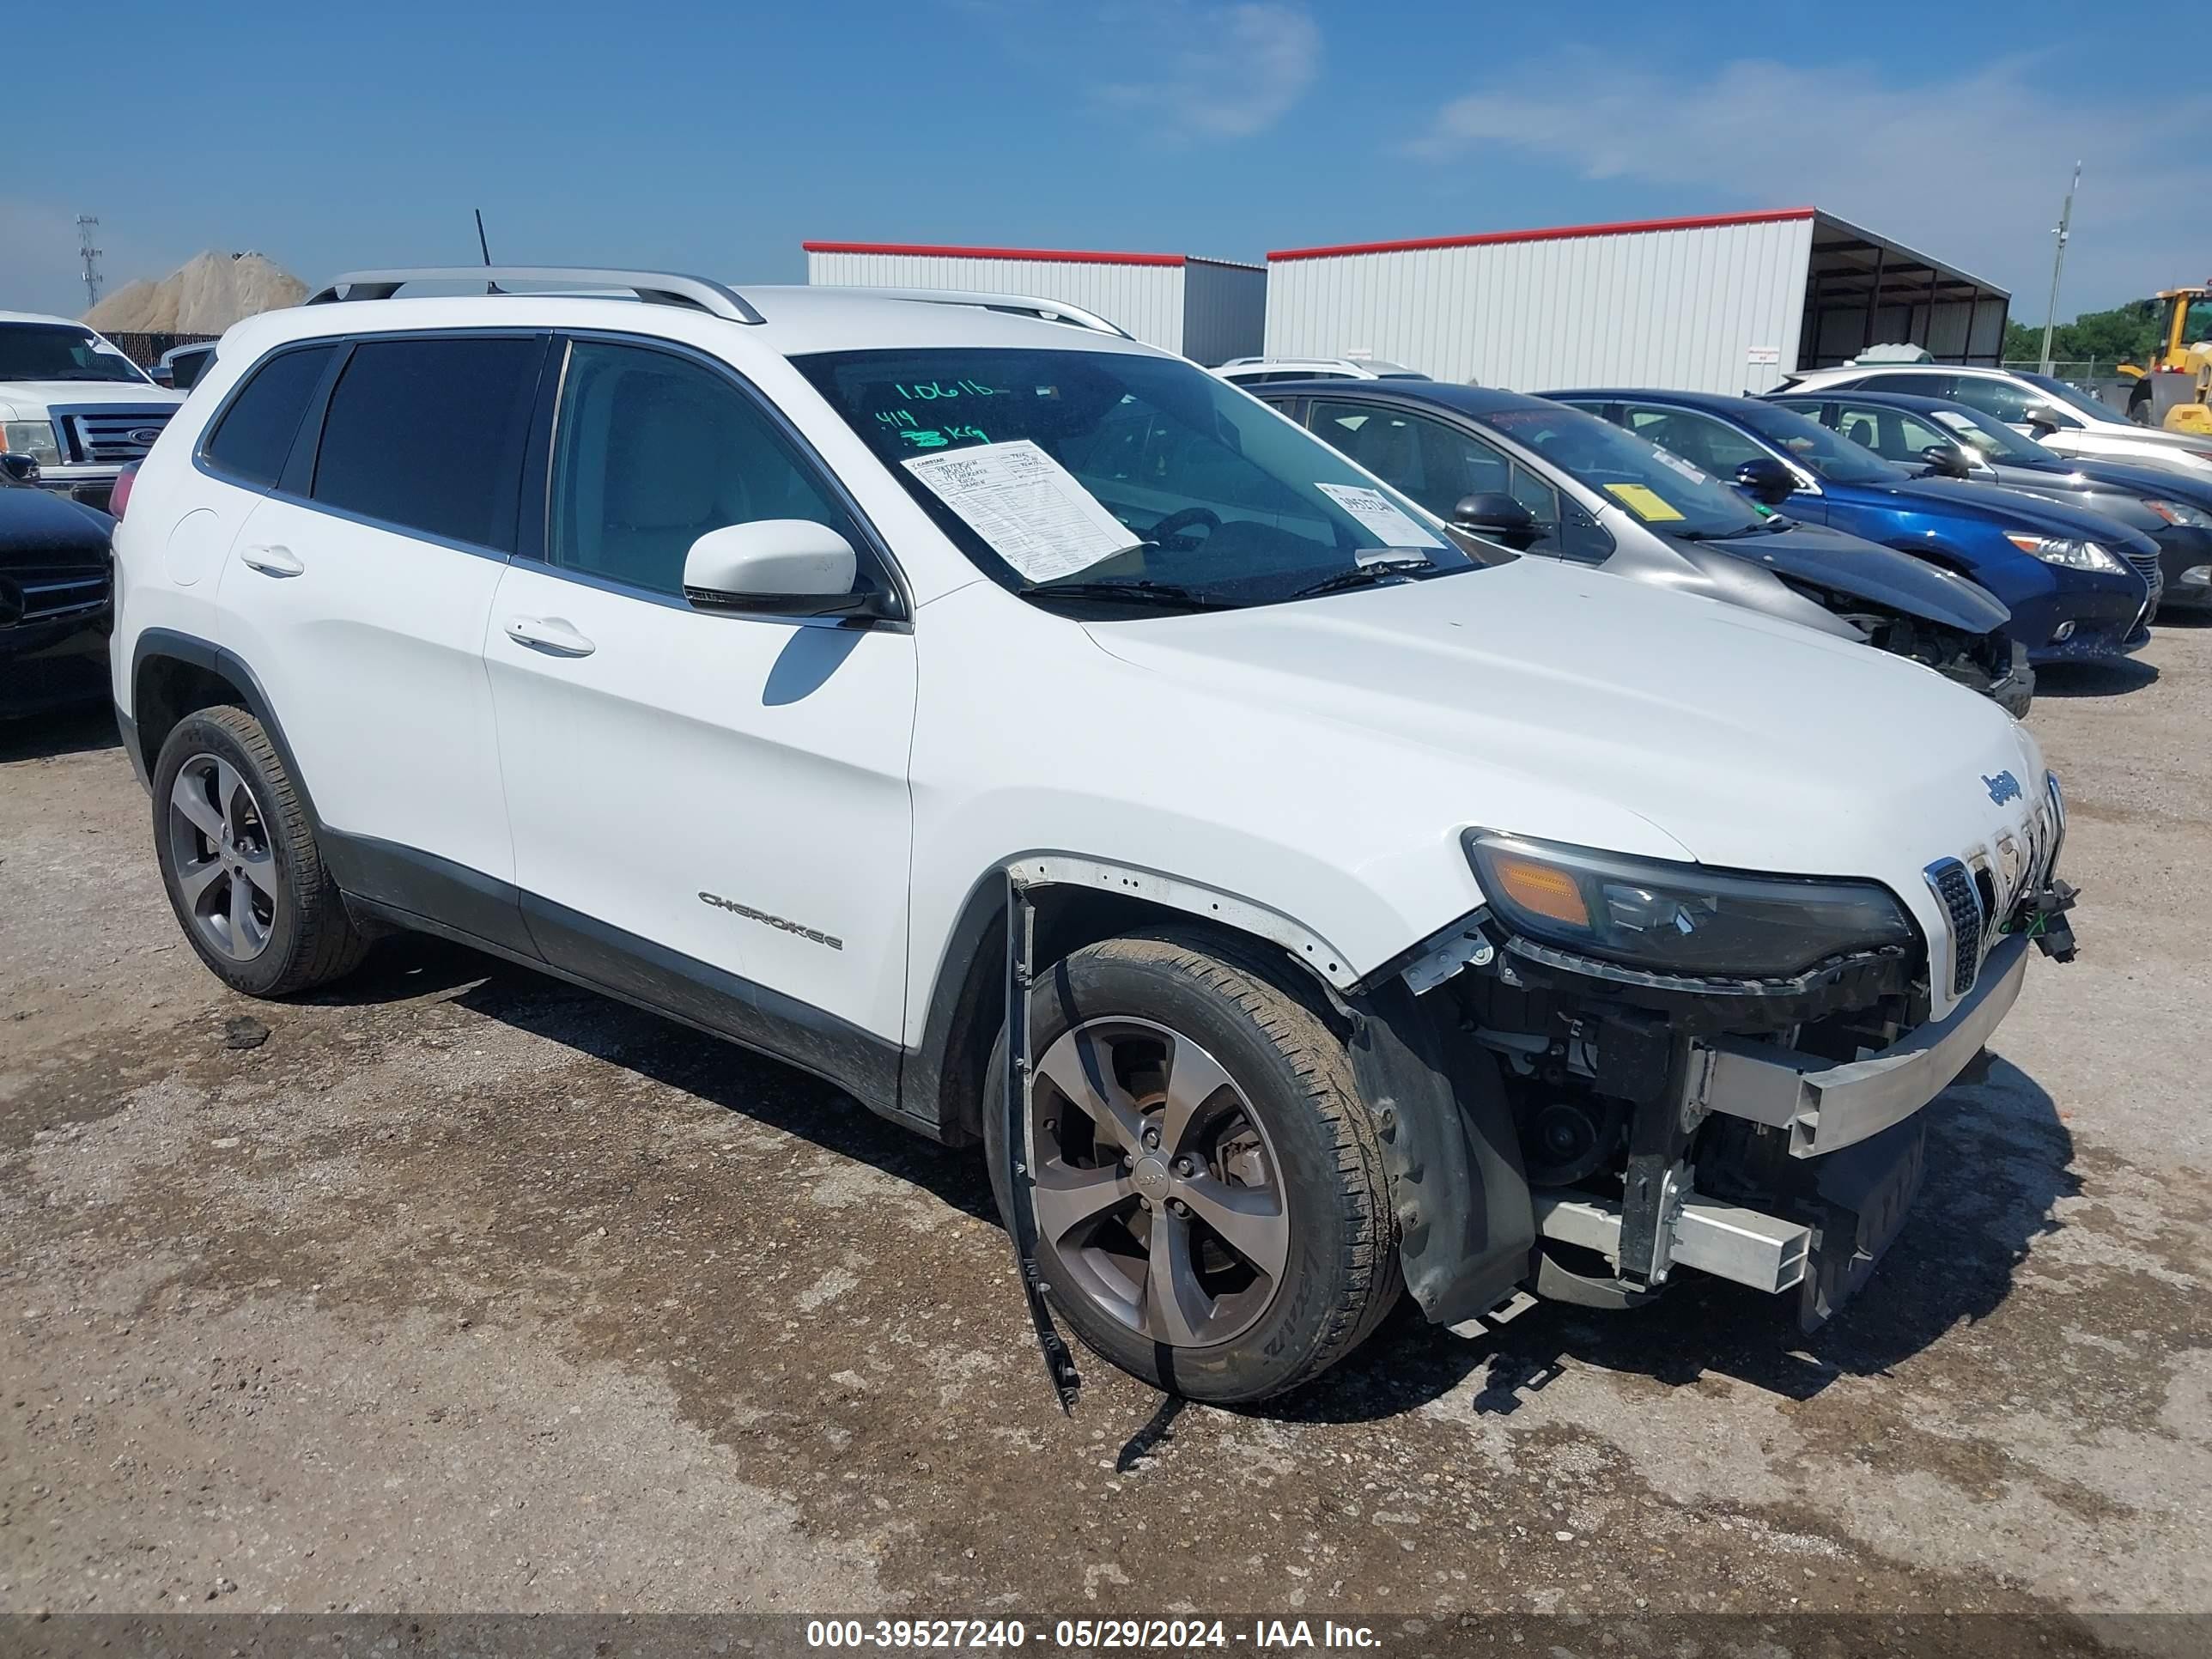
<box><xmin>1272</xmin><ymin>1058</ymin><xmax>2076</xmax><ymax>1425</ymax></box>
<box><xmin>0</xmin><ymin>700</ymin><xmax>122</xmax><ymax>762</ymax></box>
<box><xmin>303</xmin><ymin>935</ymin><xmax>2077</xmax><ymax>1426</ymax></box>
<box><xmin>2033</xmin><ymin>659</ymin><xmax>2160</xmax><ymax>697</ymax></box>
<box><xmin>313</xmin><ymin>932</ymin><xmax>1000</xmax><ymax>1224</ymax></box>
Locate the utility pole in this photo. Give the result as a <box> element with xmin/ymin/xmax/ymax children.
<box><xmin>76</xmin><ymin>215</ymin><xmax>104</xmax><ymax>312</ymax></box>
<box><xmin>2039</xmin><ymin>163</ymin><xmax>2080</xmax><ymax>377</ymax></box>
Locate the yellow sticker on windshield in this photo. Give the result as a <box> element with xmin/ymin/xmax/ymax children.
<box><xmin>1604</xmin><ymin>483</ymin><xmax>1685</xmax><ymax>522</ymax></box>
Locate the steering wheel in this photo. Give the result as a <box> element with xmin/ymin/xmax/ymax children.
<box><xmin>1147</xmin><ymin>507</ymin><xmax>1220</xmax><ymax>551</ymax></box>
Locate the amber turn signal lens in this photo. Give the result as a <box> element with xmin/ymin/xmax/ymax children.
<box><xmin>1488</xmin><ymin>853</ymin><xmax>1589</xmax><ymax>928</ymax></box>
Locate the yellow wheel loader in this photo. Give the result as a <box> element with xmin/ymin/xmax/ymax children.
<box><xmin>2119</xmin><ymin>286</ymin><xmax>2212</xmax><ymax>435</ymax></box>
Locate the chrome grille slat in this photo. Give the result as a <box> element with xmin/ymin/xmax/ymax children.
<box><xmin>57</xmin><ymin>405</ymin><xmax>175</xmax><ymax>465</ymax></box>
<box><xmin>1923</xmin><ymin>858</ymin><xmax>1983</xmax><ymax>999</ymax></box>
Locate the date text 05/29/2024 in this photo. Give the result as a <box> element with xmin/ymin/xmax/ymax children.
<box><xmin>805</xmin><ymin>1619</ymin><xmax>1382</xmax><ymax>1650</ymax></box>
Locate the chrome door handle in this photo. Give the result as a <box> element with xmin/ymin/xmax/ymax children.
<box><xmin>240</xmin><ymin>544</ymin><xmax>304</xmax><ymax>577</ymax></box>
<box><xmin>503</xmin><ymin>616</ymin><xmax>596</xmax><ymax>657</ymax></box>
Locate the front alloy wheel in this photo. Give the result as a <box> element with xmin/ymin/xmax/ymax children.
<box><xmin>986</xmin><ymin>933</ymin><xmax>1399</xmax><ymax>1402</ymax></box>
<box><xmin>1030</xmin><ymin>1017</ymin><xmax>1291</xmax><ymax>1346</ymax></box>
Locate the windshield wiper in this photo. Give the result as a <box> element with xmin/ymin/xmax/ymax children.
<box><xmin>1289</xmin><ymin>556</ymin><xmax>1437</xmax><ymax>600</ymax></box>
<box><xmin>1018</xmin><ymin>578</ymin><xmax>1230</xmax><ymax>611</ymax></box>
<box><xmin>1672</xmin><ymin>524</ymin><xmax>1775</xmax><ymax>542</ymax></box>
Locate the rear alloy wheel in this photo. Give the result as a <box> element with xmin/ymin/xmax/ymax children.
<box><xmin>167</xmin><ymin>754</ymin><xmax>278</xmax><ymax>963</ymax></box>
<box><xmin>150</xmin><ymin>706</ymin><xmax>368</xmax><ymax>998</ymax></box>
<box><xmin>987</xmin><ymin>933</ymin><xmax>1397</xmax><ymax>1402</ymax></box>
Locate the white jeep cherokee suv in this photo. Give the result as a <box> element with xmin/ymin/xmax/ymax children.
<box><xmin>110</xmin><ymin>268</ymin><xmax>2076</xmax><ymax>1403</ymax></box>
<box><xmin>0</xmin><ymin>310</ymin><xmax>185</xmax><ymax>511</ymax></box>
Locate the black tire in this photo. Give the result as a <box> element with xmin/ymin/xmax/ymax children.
<box><xmin>985</xmin><ymin>932</ymin><xmax>1399</xmax><ymax>1402</ymax></box>
<box><xmin>150</xmin><ymin>705</ymin><xmax>368</xmax><ymax>998</ymax></box>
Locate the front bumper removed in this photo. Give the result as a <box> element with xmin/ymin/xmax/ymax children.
<box><xmin>1532</xmin><ymin>919</ymin><xmax>2062</xmax><ymax>1328</ymax></box>
<box><xmin>1687</xmin><ymin>933</ymin><xmax>2030</xmax><ymax>1159</ymax></box>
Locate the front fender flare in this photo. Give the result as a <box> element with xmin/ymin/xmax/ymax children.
<box><xmin>1002</xmin><ymin>852</ymin><xmax>1363</xmax><ymax>990</ymax></box>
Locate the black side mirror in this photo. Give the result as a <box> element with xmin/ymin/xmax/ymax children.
<box><xmin>1918</xmin><ymin>442</ymin><xmax>1972</xmax><ymax>479</ymax></box>
<box><xmin>0</xmin><ymin>452</ymin><xmax>40</xmax><ymax>485</ymax></box>
<box><xmin>1732</xmin><ymin>457</ymin><xmax>1799</xmax><ymax>506</ymax></box>
<box><xmin>1451</xmin><ymin>491</ymin><xmax>1540</xmax><ymax>550</ymax></box>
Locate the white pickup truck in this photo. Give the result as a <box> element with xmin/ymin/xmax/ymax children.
<box><xmin>0</xmin><ymin>310</ymin><xmax>184</xmax><ymax>513</ymax></box>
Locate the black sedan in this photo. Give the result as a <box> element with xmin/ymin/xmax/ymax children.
<box><xmin>1767</xmin><ymin>387</ymin><xmax>2212</xmax><ymax>613</ymax></box>
<box><xmin>2</xmin><ymin>453</ymin><xmax>113</xmax><ymax>716</ymax></box>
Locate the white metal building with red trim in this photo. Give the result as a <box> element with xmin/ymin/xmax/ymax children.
<box><xmin>803</xmin><ymin>241</ymin><xmax>1267</xmax><ymax>365</ymax></box>
<box><xmin>1263</xmin><ymin>209</ymin><xmax>2012</xmax><ymax>394</ymax></box>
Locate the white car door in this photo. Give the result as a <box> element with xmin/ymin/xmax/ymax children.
<box><xmin>483</xmin><ymin>336</ymin><xmax>917</xmax><ymax>1103</ymax></box>
<box><xmin>216</xmin><ymin>332</ymin><xmax>551</xmax><ymax>945</ymax></box>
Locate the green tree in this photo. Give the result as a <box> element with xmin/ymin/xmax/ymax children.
<box><xmin>2003</xmin><ymin>299</ymin><xmax>2166</xmax><ymax>368</ymax></box>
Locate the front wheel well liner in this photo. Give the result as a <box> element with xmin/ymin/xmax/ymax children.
<box><xmin>919</xmin><ymin>872</ymin><xmax>1352</xmax><ymax>1146</ymax></box>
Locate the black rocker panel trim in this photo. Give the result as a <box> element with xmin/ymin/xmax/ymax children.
<box><xmin>518</xmin><ymin>889</ymin><xmax>907</xmax><ymax>1121</ymax></box>
<box><xmin>318</xmin><ymin>831</ymin><xmax>538</xmax><ymax>962</ymax></box>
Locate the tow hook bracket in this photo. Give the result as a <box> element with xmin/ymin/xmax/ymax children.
<box><xmin>1534</xmin><ymin>1191</ymin><xmax>1812</xmax><ymax>1296</ymax></box>
<box><xmin>1003</xmin><ymin>872</ymin><xmax>1082</xmax><ymax>1414</ymax></box>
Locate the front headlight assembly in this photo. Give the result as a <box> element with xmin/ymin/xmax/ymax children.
<box><xmin>3</xmin><ymin>420</ymin><xmax>62</xmax><ymax>467</ymax></box>
<box><xmin>2003</xmin><ymin>534</ymin><xmax>2125</xmax><ymax>573</ymax></box>
<box><xmin>2146</xmin><ymin>499</ymin><xmax>2212</xmax><ymax>530</ymax></box>
<box><xmin>1465</xmin><ymin>832</ymin><xmax>1916</xmax><ymax>979</ymax></box>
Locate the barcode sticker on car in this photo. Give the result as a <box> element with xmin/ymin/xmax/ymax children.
<box><xmin>1605</xmin><ymin>483</ymin><xmax>1686</xmax><ymax>522</ymax></box>
<box><xmin>1315</xmin><ymin>483</ymin><xmax>1443</xmax><ymax>550</ymax></box>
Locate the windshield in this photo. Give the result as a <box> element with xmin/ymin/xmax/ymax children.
<box><xmin>1923</xmin><ymin>404</ymin><xmax>2049</xmax><ymax>463</ymax></box>
<box><xmin>0</xmin><ymin>323</ymin><xmax>150</xmax><ymax>385</ymax></box>
<box><xmin>1469</xmin><ymin>402</ymin><xmax>1771</xmax><ymax>538</ymax></box>
<box><xmin>798</xmin><ymin>347</ymin><xmax>1483</xmax><ymax>608</ymax></box>
<box><xmin>2019</xmin><ymin>373</ymin><xmax>2127</xmax><ymax>425</ymax></box>
<box><xmin>1729</xmin><ymin>400</ymin><xmax>1908</xmax><ymax>484</ymax></box>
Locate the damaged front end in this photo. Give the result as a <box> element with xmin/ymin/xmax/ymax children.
<box><xmin>1396</xmin><ymin>799</ymin><xmax>2075</xmax><ymax>1330</ymax></box>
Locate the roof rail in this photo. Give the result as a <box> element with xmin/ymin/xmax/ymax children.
<box><xmin>306</xmin><ymin>267</ymin><xmax>764</xmax><ymax>325</ymax></box>
<box><xmin>817</xmin><ymin>286</ymin><xmax>1133</xmax><ymax>340</ymax></box>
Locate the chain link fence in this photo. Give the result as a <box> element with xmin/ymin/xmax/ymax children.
<box><xmin>98</xmin><ymin>330</ymin><xmax>220</xmax><ymax>368</ymax></box>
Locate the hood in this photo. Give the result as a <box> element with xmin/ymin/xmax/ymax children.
<box><xmin>0</xmin><ymin>380</ymin><xmax>179</xmax><ymax>418</ymax></box>
<box><xmin>1970</xmin><ymin>464</ymin><xmax>2167</xmax><ymax>533</ymax></box>
<box><xmin>1695</xmin><ymin>519</ymin><xmax>2008</xmax><ymax>632</ymax></box>
<box><xmin>1084</xmin><ymin>558</ymin><xmax>2042</xmax><ymax>884</ymax></box>
<box><xmin>2047</xmin><ymin>455</ymin><xmax>2212</xmax><ymax>510</ymax></box>
<box><xmin>0</xmin><ymin>485</ymin><xmax>114</xmax><ymax>562</ymax></box>
<box><xmin>1874</xmin><ymin>477</ymin><xmax>2162</xmax><ymax>556</ymax></box>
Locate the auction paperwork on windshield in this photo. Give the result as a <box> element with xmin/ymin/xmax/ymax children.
<box><xmin>904</xmin><ymin>441</ymin><xmax>1140</xmax><ymax>584</ymax></box>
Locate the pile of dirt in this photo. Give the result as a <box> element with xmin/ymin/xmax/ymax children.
<box><xmin>82</xmin><ymin>250</ymin><xmax>306</xmax><ymax>333</ymax></box>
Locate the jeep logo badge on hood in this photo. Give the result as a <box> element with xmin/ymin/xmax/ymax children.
<box><xmin>1984</xmin><ymin>770</ymin><xmax>2023</xmax><ymax>805</ymax></box>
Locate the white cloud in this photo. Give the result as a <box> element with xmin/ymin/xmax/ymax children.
<box><xmin>1091</xmin><ymin>3</ymin><xmax>1321</xmax><ymax>139</ymax></box>
<box><xmin>1409</xmin><ymin>52</ymin><xmax>2212</xmax><ymax>314</ymax></box>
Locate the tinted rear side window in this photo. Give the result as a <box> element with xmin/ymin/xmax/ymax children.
<box><xmin>310</xmin><ymin>336</ymin><xmax>544</xmax><ymax>550</ymax></box>
<box><xmin>204</xmin><ymin>344</ymin><xmax>337</xmax><ymax>487</ymax></box>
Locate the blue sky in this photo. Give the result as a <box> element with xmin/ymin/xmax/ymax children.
<box><xmin>8</xmin><ymin>1</ymin><xmax>2205</xmax><ymax>323</ymax></box>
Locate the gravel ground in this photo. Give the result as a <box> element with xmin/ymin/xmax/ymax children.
<box><xmin>2</xmin><ymin>626</ymin><xmax>2207</xmax><ymax>1649</ymax></box>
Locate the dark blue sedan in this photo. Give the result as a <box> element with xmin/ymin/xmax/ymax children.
<box><xmin>1762</xmin><ymin>386</ymin><xmax>2212</xmax><ymax>612</ymax></box>
<box><xmin>1544</xmin><ymin>389</ymin><xmax>2161</xmax><ymax>664</ymax></box>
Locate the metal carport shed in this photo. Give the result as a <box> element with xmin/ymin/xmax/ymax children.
<box><xmin>1262</xmin><ymin>208</ymin><xmax>2010</xmax><ymax>394</ymax></box>
<box><xmin>803</xmin><ymin>241</ymin><xmax>1267</xmax><ymax>366</ymax></box>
